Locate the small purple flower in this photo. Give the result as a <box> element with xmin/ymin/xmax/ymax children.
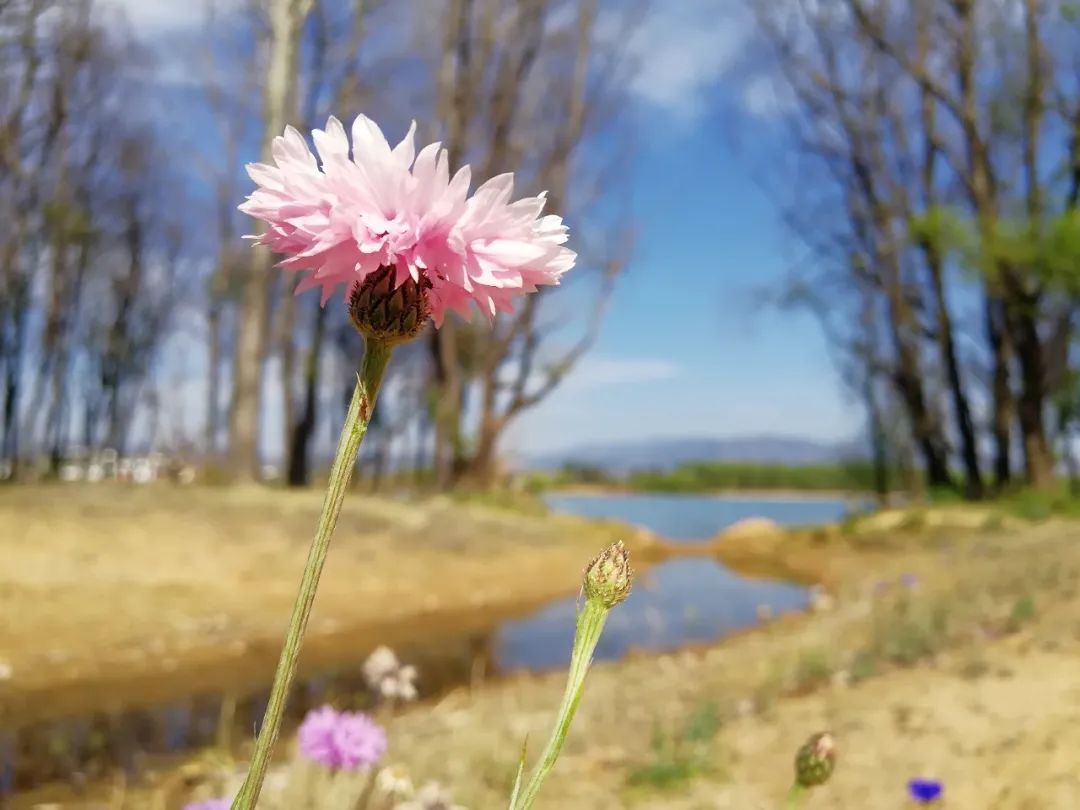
<box><xmin>297</xmin><ymin>705</ymin><xmax>386</xmax><ymax>769</ymax></box>
<box><xmin>333</xmin><ymin>710</ymin><xmax>388</xmax><ymax>768</ymax></box>
<box><xmin>182</xmin><ymin>800</ymin><xmax>231</xmax><ymax>810</ymax></box>
<box><xmin>908</xmin><ymin>778</ymin><xmax>943</xmax><ymax>803</ymax></box>
<box><xmin>873</xmin><ymin>580</ymin><xmax>892</xmax><ymax>596</ymax></box>
<box><xmin>900</xmin><ymin>573</ymin><xmax>920</xmax><ymax>589</ymax></box>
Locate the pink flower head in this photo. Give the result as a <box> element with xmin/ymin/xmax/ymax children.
<box><xmin>239</xmin><ymin>115</ymin><xmax>576</xmax><ymax>326</ymax></box>
<box><xmin>297</xmin><ymin>705</ymin><xmax>386</xmax><ymax>769</ymax></box>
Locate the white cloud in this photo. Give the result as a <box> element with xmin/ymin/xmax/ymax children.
<box><xmin>740</xmin><ymin>73</ymin><xmax>797</xmax><ymax>121</ymax></box>
<box><xmin>605</xmin><ymin>0</ymin><xmax>753</xmax><ymax>121</ymax></box>
<box><xmin>99</xmin><ymin>0</ymin><xmax>234</xmax><ymax>33</ymax></box>
<box><xmin>560</xmin><ymin>356</ymin><xmax>682</xmax><ymax>389</ymax></box>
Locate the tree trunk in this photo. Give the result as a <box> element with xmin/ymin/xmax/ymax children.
<box><xmin>206</xmin><ymin>297</ymin><xmax>223</xmax><ymax>457</ymax></box>
<box><xmin>229</xmin><ymin>0</ymin><xmax>310</xmax><ymax>482</ymax></box>
<box><xmin>986</xmin><ymin>295</ymin><xmax>1013</xmax><ymax>488</ymax></box>
<box><xmin>464</xmin><ymin>416</ymin><xmax>502</xmax><ymax>489</ymax></box>
<box><xmin>863</xmin><ymin>369</ymin><xmax>890</xmax><ymax>506</ymax></box>
<box><xmin>429</xmin><ymin>324</ymin><xmax>463</xmax><ymax>490</ymax></box>
<box><xmin>286</xmin><ymin>299</ymin><xmax>327</xmax><ymax>487</ymax></box>
<box><xmin>923</xmin><ymin>244</ymin><xmax>982</xmax><ymax>498</ymax></box>
<box><xmin>278</xmin><ymin>281</ymin><xmax>298</xmax><ymax>472</ymax></box>
<box><xmin>1009</xmin><ymin>290</ymin><xmax>1055</xmax><ymax>488</ymax></box>
<box><xmin>891</xmin><ymin>335</ymin><xmax>951</xmax><ymax>489</ymax></box>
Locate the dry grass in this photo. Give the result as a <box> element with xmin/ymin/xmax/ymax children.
<box><xmin>366</xmin><ymin>520</ymin><xmax>1080</xmax><ymax>809</ymax></box>
<box><xmin>0</xmin><ymin>484</ymin><xmax>655</xmax><ymax>726</ymax></box>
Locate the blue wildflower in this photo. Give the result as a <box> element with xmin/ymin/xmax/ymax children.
<box><xmin>908</xmin><ymin>778</ymin><xmax>943</xmax><ymax>803</ymax></box>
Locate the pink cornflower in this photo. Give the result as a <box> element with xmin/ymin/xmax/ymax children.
<box><xmin>297</xmin><ymin>705</ymin><xmax>387</xmax><ymax>769</ymax></box>
<box><xmin>239</xmin><ymin>115</ymin><xmax>575</xmax><ymax>325</ymax></box>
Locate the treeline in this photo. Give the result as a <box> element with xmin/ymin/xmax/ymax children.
<box><xmin>625</xmin><ymin>461</ymin><xmax>883</xmax><ymax>493</ymax></box>
<box><xmin>751</xmin><ymin>0</ymin><xmax>1080</xmax><ymax>499</ymax></box>
<box><xmin>535</xmin><ymin>461</ymin><xmax>885</xmax><ymax>493</ymax></box>
<box><xmin>0</xmin><ymin>0</ymin><xmax>636</xmax><ymax>490</ymax></box>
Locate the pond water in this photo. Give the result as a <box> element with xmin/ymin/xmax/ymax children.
<box><xmin>544</xmin><ymin>491</ymin><xmax>859</xmax><ymax>542</ymax></box>
<box><xmin>496</xmin><ymin>557</ymin><xmax>808</xmax><ymax>671</ymax></box>
<box><xmin>491</xmin><ymin>492</ymin><xmax>849</xmax><ymax>671</ymax></box>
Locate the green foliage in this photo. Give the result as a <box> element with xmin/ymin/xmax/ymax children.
<box><xmin>793</xmin><ymin>648</ymin><xmax>834</xmax><ymax>692</ymax></box>
<box><xmin>869</xmin><ymin>594</ymin><xmax>951</xmax><ymax>667</ymax></box>
<box><xmin>450</xmin><ymin>487</ymin><xmax>549</xmax><ymax>516</ymax></box>
<box><xmin>848</xmin><ymin>650</ymin><xmax>878</xmax><ymax>683</ymax></box>
<box><xmin>682</xmin><ymin>702</ymin><xmax>722</xmax><ymax>744</ymax></box>
<box><xmin>1006</xmin><ymin>489</ymin><xmax>1054</xmax><ymax>522</ymax></box>
<box><xmin>926</xmin><ymin>486</ymin><xmax>968</xmax><ymax>506</ymax></box>
<box><xmin>897</xmin><ymin>510</ymin><xmax>928</xmax><ymax>532</ymax></box>
<box><xmin>623</xmin><ymin>460</ymin><xmax>884</xmax><ymax>493</ymax></box>
<box><xmin>1037</xmin><ymin>211</ymin><xmax>1080</xmax><ymax>291</ymax></box>
<box><xmin>625</xmin><ymin>705</ymin><xmax>724</xmax><ymax>794</ymax></box>
<box><xmin>908</xmin><ymin>205</ymin><xmax>975</xmax><ymax>257</ymax></box>
<box><xmin>1007</xmin><ymin>593</ymin><xmax>1037</xmax><ymax>632</ymax></box>
<box><xmin>906</xmin><ymin>204</ymin><xmax>1080</xmax><ymax>296</ymax></box>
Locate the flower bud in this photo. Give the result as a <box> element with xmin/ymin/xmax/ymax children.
<box><xmin>348</xmin><ymin>265</ymin><xmax>432</xmax><ymax>345</ymax></box>
<box><xmin>794</xmin><ymin>731</ymin><xmax>836</xmax><ymax>788</ymax></box>
<box><xmin>583</xmin><ymin>540</ymin><xmax>633</xmax><ymax>609</ymax></box>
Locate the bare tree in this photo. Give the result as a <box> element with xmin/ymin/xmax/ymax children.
<box><xmin>229</xmin><ymin>0</ymin><xmax>314</xmax><ymax>481</ymax></box>
<box><xmin>422</xmin><ymin>0</ymin><xmax>637</xmax><ymax>489</ymax></box>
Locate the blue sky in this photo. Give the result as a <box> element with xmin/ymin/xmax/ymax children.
<box><xmin>504</xmin><ymin>110</ymin><xmax>860</xmax><ymax>458</ymax></box>
<box><xmin>502</xmin><ymin>2</ymin><xmax>862</xmax><ymax>457</ymax></box>
<box><xmin>104</xmin><ymin>0</ymin><xmax>861</xmax><ymax>459</ymax></box>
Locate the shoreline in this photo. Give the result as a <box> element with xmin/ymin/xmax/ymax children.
<box><xmin>544</xmin><ymin>484</ymin><xmax>876</xmax><ymax>501</ymax></box>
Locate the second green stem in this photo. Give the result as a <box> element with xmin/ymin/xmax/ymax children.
<box><xmin>511</xmin><ymin>598</ymin><xmax>609</xmax><ymax>810</ymax></box>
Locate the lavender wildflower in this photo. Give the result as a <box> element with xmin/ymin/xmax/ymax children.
<box><xmin>183</xmin><ymin>801</ymin><xmax>231</xmax><ymax>810</ymax></box>
<box><xmin>297</xmin><ymin>705</ymin><xmax>386</xmax><ymax>769</ymax></box>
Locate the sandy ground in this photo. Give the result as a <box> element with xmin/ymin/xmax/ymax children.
<box><xmin>0</xmin><ymin>485</ymin><xmax>657</xmax><ymax>725</ymax></box>
<box><xmin>373</xmin><ymin>520</ymin><xmax>1080</xmax><ymax>809</ymax></box>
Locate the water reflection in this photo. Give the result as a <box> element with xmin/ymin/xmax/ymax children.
<box><xmin>4</xmin><ymin>562</ymin><xmax>809</xmax><ymax>796</ymax></box>
<box><xmin>496</xmin><ymin>558</ymin><xmax>809</xmax><ymax>670</ymax></box>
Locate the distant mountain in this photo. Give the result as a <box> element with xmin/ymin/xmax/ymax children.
<box><xmin>526</xmin><ymin>435</ymin><xmax>867</xmax><ymax>472</ymax></box>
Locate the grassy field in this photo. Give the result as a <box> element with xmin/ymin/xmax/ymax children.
<box><xmin>0</xmin><ymin>484</ymin><xmax>661</xmax><ymax>727</ymax></box>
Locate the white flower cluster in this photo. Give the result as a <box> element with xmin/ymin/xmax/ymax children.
<box><xmin>375</xmin><ymin>767</ymin><xmax>466</xmax><ymax>810</ymax></box>
<box><xmin>363</xmin><ymin>645</ymin><xmax>419</xmax><ymax>703</ymax></box>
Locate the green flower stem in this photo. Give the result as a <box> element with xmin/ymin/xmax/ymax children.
<box><xmin>784</xmin><ymin>784</ymin><xmax>807</xmax><ymax>809</ymax></box>
<box><xmin>231</xmin><ymin>338</ymin><xmax>394</xmax><ymax>810</ymax></box>
<box><xmin>511</xmin><ymin>598</ymin><xmax>609</xmax><ymax>810</ymax></box>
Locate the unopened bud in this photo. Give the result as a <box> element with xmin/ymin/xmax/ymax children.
<box><xmin>794</xmin><ymin>732</ymin><xmax>835</xmax><ymax>788</ymax></box>
<box><xmin>348</xmin><ymin>265</ymin><xmax>432</xmax><ymax>345</ymax></box>
<box><xmin>583</xmin><ymin>540</ymin><xmax>633</xmax><ymax>609</ymax></box>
